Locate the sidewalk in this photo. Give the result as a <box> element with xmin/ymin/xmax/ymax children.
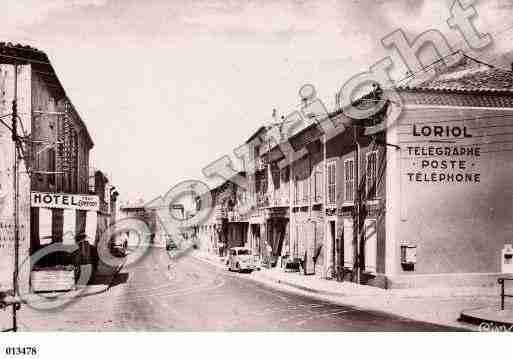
<box><xmin>460</xmin><ymin>307</ymin><xmax>513</xmax><ymax>327</ymax></box>
<box><xmin>193</xmin><ymin>250</ymin><xmax>501</xmax><ymax>330</ymax></box>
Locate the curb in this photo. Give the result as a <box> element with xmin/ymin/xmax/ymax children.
<box><xmin>256</xmin><ymin>271</ymin><xmax>348</xmax><ymax>297</ymax></box>
<box><xmin>459</xmin><ymin>307</ymin><xmax>513</xmax><ymax>327</ymax></box>
<box><xmin>192</xmin><ymin>252</ymin><xmax>476</xmax><ymax>330</ymax></box>
<box><xmin>193</xmin><ymin>253</ymin><xmax>362</xmax><ymax>298</ymax></box>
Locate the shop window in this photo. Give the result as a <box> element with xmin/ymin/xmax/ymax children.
<box><xmin>343</xmin><ymin>219</ymin><xmax>354</xmax><ymax>268</ymax></box>
<box><xmin>363</xmin><ymin>219</ymin><xmax>377</xmax><ymax>274</ymax></box>
<box><xmin>39</xmin><ymin>208</ymin><xmax>52</xmax><ymax>245</ymax></box>
<box><xmin>62</xmin><ymin>209</ymin><xmax>76</xmax><ymax>244</ymax></box>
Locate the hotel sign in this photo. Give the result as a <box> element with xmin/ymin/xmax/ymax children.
<box><xmin>31</xmin><ymin>192</ymin><xmax>100</xmax><ymax>211</ymax></box>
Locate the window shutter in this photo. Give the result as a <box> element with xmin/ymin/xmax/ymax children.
<box><xmin>364</xmin><ymin>219</ymin><xmax>377</xmax><ymax>273</ymax></box>
<box><xmin>343</xmin><ymin>219</ymin><xmax>354</xmax><ymax>268</ymax></box>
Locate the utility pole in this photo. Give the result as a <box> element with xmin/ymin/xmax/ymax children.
<box><xmin>12</xmin><ymin>64</ymin><xmax>19</xmax><ymax>332</ymax></box>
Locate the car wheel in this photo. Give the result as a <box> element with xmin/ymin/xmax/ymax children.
<box><xmin>235</xmin><ymin>263</ymin><xmax>240</xmax><ymax>272</ymax></box>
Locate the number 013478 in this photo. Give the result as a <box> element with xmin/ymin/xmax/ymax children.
<box><xmin>4</xmin><ymin>347</ymin><xmax>38</xmax><ymax>355</ymax></box>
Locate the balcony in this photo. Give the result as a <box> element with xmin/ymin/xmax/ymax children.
<box><xmin>312</xmin><ymin>193</ymin><xmax>323</xmax><ymax>205</ymax></box>
<box><xmin>227</xmin><ymin>209</ymin><xmax>248</xmax><ymax>222</ymax></box>
<box><xmin>255</xmin><ymin>158</ymin><xmax>266</xmax><ymax>172</ymax></box>
<box><xmin>256</xmin><ymin>191</ymin><xmax>290</xmax><ymax>208</ymax></box>
<box><xmin>269</xmin><ymin>192</ymin><xmax>289</xmax><ymax>207</ymax></box>
<box><xmin>256</xmin><ymin>193</ymin><xmax>269</xmax><ymax>208</ymax></box>
<box><xmin>214</xmin><ymin>206</ymin><xmax>227</xmax><ymax>220</ymax></box>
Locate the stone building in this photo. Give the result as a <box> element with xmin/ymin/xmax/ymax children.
<box><xmin>321</xmin><ymin>51</ymin><xmax>513</xmax><ymax>288</ymax></box>
<box><xmin>380</xmin><ymin>52</ymin><xmax>513</xmax><ymax>288</ymax></box>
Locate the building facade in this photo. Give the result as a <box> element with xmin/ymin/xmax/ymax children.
<box><xmin>195</xmin><ymin>176</ymin><xmax>249</xmax><ymax>256</ymax></box>
<box><xmin>324</xmin><ymin>52</ymin><xmax>513</xmax><ymax>288</ymax></box>
<box><xmin>87</xmin><ymin>169</ymin><xmax>118</xmax><ymax>258</ymax></box>
<box><xmin>190</xmin><ymin>51</ymin><xmax>513</xmax><ymax>289</ymax></box>
<box><xmin>382</xmin><ymin>53</ymin><xmax>513</xmax><ymax>288</ymax></box>
<box><xmin>0</xmin><ymin>43</ymin><xmax>100</xmax><ymax>291</ymax></box>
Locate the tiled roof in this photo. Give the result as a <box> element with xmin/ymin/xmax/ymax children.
<box><xmin>0</xmin><ymin>41</ymin><xmax>95</xmax><ymax>147</ymax></box>
<box><xmin>397</xmin><ymin>52</ymin><xmax>513</xmax><ymax>93</ymax></box>
<box><xmin>0</xmin><ymin>42</ymin><xmax>48</xmax><ymax>64</ymax></box>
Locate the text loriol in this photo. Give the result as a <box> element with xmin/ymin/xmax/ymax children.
<box><xmin>412</xmin><ymin>125</ymin><xmax>472</xmax><ymax>138</ymax></box>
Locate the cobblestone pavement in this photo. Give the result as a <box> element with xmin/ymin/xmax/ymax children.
<box><xmin>5</xmin><ymin>248</ymin><xmax>464</xmax><ymax>331</ymax></box>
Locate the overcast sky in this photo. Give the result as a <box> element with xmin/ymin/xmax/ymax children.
<box><xmin>2</xmin><ymin>0</ymin><xmax>513</xmax><ymax>203</ymax></box>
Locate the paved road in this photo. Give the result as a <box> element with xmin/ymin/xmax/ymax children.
<box><xmin>15</xmin><ymin>248</ymin><xmax>463</xmax><ymax>331</ymax></box>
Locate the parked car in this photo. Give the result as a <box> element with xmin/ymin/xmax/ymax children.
<box><xmin>253</xmin><ymin>255</ymin><xmax>262</xmax><ymax>270</ymax></box>
<box><xmin>227</xmin><ymin>247</ymin><xmax>256</xmax><ymax>273</ymax></box>
<box><xmin>166</xmin><ymin>242</ymin><xmax>178</xmax><ymax>251</ymax></box>
<box><xmin>166</xmin><ymin>236</ymin><xmax>179</xmax><ymax>251</ymax></box>
<box><xmin>110</xmin><ymin>232</ymin><xmax>128</xmax><ymax>257</ymax></box>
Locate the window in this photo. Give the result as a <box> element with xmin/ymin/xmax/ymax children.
<box><xmin>366</xmin><ymin>151</ymin><xmax>378</xmax><ymax>200</ymax></box>
<box><xmin>271</xmin><ymin>167</ymin><xmax>280</xmax><ymax>203</ymax></box>
<box><xmin>254</xmin><ymin>145</ymin><xmax>261</xmax><ymax>161</ymax></box>
<box><xmin>254</xmin><ymin>145</ymin><xmax>262</xmax><ymax>171</ymax></box>
<box><xmin>293</xmin><ymin>225</ymin><xmax>299</xmax><ymax>258</ymax></box>
<box><xmin>364</xmin><ymin>219</ymin><xmax>377</xmax><ymax>273</ymax></box>
<box><xmin>88</xmin><ymin>169</ymin><xmax>96</xmax><ymax>193</ymax></box>
<box><xmin>39</xmin><ymin>208</ymin><xmax>53</xmax><ymax>245</ymax></box>
<box><xmin>48</xmin><ymin>148</ymin><xmax>56</xmax><ymax>186</ymax></box>
<box><xmin>61</xmin><ymin>117</ymin><xmax>79</xmax><ymax>193</ymax></box>
<box><xmin>280</xmin><ymin>167</ymin><xmax>290</xmax><ymax>204</ymax></box>
<box><xmin>313</xmin><ymin>166</ymin><xmax>323</xmax><ymax>203</ymax></box>
<box><xmin>343</xmin><ymin>219</ymin><xmax>354</xmax><ymax>268</ymax></box>
<box><xmin>294</xmin><ymin>176</ymin><xmax>299</xmax><ymax>205</ymax></box>
<box><xmin>344</xmin><ymin>159</ymin><xmax>354</xmax><ymax>202</ymax></box>
<box><xmin>301</xmin><ymin>174</ymin><xmax>308</xmax><ymax>203</ymax></box>
<box><xmin>327</xmin><ymin>161</ymin><xmax>336</xmax><ymax>205</ymax></box>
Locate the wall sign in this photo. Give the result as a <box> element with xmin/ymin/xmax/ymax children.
<box><xmin>405</xmin><ymin>125</ymin><xmax>481</xmax><ymax>184</ymax></box>
<box><xmin>31</xmin><ymin>192</ymin><xmax>100</xmax><ymax>211</ymax></box>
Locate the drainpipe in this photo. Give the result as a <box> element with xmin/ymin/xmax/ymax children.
<box><xmin>12</xmin><ymin>64</ymin><xmax>19</xmax><ymax>332</ymax></box>
<box><xmin>354</xmin><ymin>126</ymin><xmax>361</xmax><ymax>284</ymax></box>
<box><xmin>323</xmin><ymin>133</ymin><xmax>327</xmax><ymax>276</ymax></box>
<box><xmin>289</xmin><ymin>151</ymin><xmax>294</xmax><ymax>259</ymax></box>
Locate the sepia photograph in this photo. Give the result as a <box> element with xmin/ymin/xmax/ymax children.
<box><xmin>0</xmin><ymin>0</ymin><xmax>512</xmax><ymax>355</ymax></box>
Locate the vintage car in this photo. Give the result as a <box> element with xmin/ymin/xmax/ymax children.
<box><xmin>227</xmin><ymin>247</ymin><xmax>256</xmax><ymax>273</ymax></box>
<box><xmin>110</xmin><ymin>232</ymin><xmax>128</xmax><ymax>257</ymax></box>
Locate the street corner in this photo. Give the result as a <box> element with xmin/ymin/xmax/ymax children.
<box><xmin>460</xmin><ymin>307</ymin><xmax>513</xmax><ymax>330</ymax></box>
